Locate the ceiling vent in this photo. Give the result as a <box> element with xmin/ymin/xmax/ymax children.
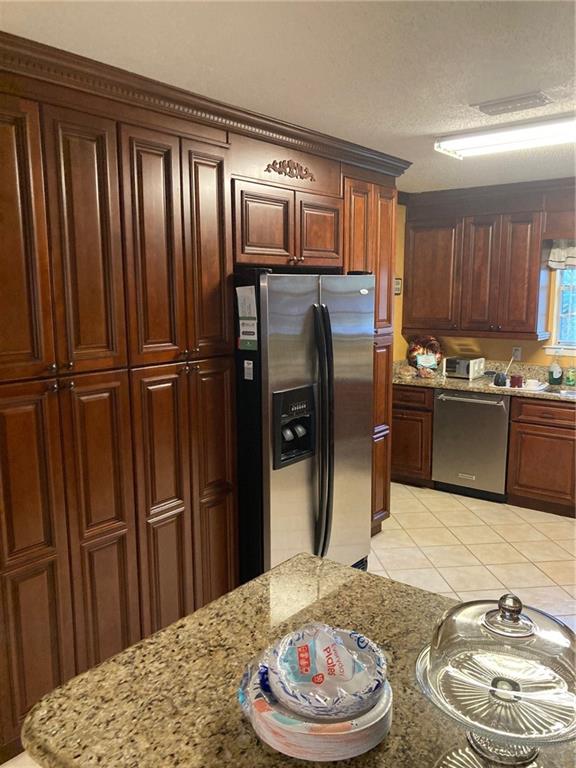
<box><xmin>472</xmin><ymin>91</ymin><xmax>553</xmax><ymax>116</ymax></box>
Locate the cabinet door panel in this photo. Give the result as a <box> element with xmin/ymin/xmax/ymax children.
<box><xmin>391</xmin><ymin>408</ymin><xmax>432</xmax><ymax>483</ymax></box>
<box><xmin>498</xmin><ymin>212</ymin><xmax>543</xmax><ymax>333</ymax></box>
<box><xmin>403</xmin><ymin>221</ymin><xmax>462</xmax><ymax>330</ymax></box>
<box><xmin>372</xmin><ymin>429</ymin><xmax>390</xmax><ymax>533</ymax></box>
<box><xmin>146</xmin><ymin>510</ymin><xmax>189</xmax><ymax>632</ymax></box>
<box><xmin>344</xmin><ymin>178</ymin><xmax>372</xmax><ymax>273</ymax></box>
<box><xmin>3</xmin><ymin>561</ymin><xmax>66</xmax><ymax>716</ymax></box>
<box><xmin>59</xmin><ymin>370</ymin><xmax>140</xmax><ymax>670</ymax></box>
<box><xmin>295</xmin><ymin>192</ymin><xmax>342</xmax><ymax>266</ymax></box>
<box><xmin>0</xmin><ymin>380</ymin><xmax>74</xmax><ymax>742</ymax></box>
<box><xmin>508</xmin><ymin>422</ymin><xmax>575</xmax><ymax>507</ymax></box>
<box><xmin>182</xmin><ymin>142</ymin><xmax>232</xmax><ymax>357</ymax></box>
<box><xmin>190</xmin><ymin>358</ymin><xmax>235</xmax><ymax>500</ymax></box>
<box><xmin>43</xmin><ymin>106</ymin><xmax>126</xmax><ymax>373</ymax></box>
<box><xmin>121</xmin><ymin>126</ymin><xmax>186</xmax><ymax>365</ymax></box>
<box><xmin>373</xmin><ymin>336</ymin><xmax>393</xmax><ymax>430</ymax></box>
<box><xmin>0</xmin><ymin>382</ymin><xmax>68</xmax><ymax>569</ymax></box>
<box><xmin>234</xmin><ymin>180</ymin><xmax>295</xmax><ymax>265</ymax></box>
<box><xmin>0</xmin><ymin>96</ymin><xmax>54</xmax><ymax>381</ymax></box>
<box><xmin>131</xmin><ymin>365</ymin><xmax>193</xmax><ymax>634</ymax></box>
<box><xmin>460</xmin><ymin>215</ymin><xmax>501</xmax><ymax>331</ymax></box>
<box><xmin>373</xmin><ymin>187</ymin><xmax>396</xmax><ymax>332</ymax></box>
<box><xmin>194</xmin><ymin>493</ymin><xmax>236</xmax><ymax>607</ymax></box>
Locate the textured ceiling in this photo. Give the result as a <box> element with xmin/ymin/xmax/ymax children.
<box><xmin>1</xmin><ymin>1</ymin><xmax>574</xmax><ymax>191</ymax></box>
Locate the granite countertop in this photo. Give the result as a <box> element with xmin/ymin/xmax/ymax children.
<box><xmin>22</xmin><ymin>554</ymin><xmax>575</xmax><ymax>767</ymax></box>
<box><xmin>393</xmin><ymin>361</ymin><xmax>576</xmax><ymax>403</ymax></box>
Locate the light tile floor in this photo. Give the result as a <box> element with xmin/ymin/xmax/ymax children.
<box><xmin>6</xmin><ymin>484</ymin><xmax>575</xmax><ymax>767</ymax></box>
<box><xmin>369</xmin><ymin>482</ymin><xmax>576</xmax><ymax>628</ymax></box>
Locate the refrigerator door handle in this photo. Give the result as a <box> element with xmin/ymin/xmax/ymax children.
<box><xmin>320</xmin><ymin>304</ymin><xmax>335</xmax><ymax>558</ymax></box>
<box><xmin>313</xmin><ymin>303</ymin><xmax>329</xmax><ymax>557</ymax></box>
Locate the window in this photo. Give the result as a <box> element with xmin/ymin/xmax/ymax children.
<box><xmin>556</xmin><ymin>268</ymin><xmax>576</xmax><ymax>347</ymax></box>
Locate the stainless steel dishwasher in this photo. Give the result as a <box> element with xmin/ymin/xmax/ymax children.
<box><xmin>432</xmin><ymin>389</ymin><xmax>510</xmax><ymax>495</ymax></box>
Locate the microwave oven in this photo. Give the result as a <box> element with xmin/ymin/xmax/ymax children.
<box><xmin>442</xmin><ymin>356</ymin><xmax>486</xmax><ymax>380</ymax></box>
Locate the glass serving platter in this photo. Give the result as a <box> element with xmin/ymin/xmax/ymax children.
<box><xmin>416</xmin><ymin>594</ymin><xmax>576</xmax><ymax>766</ymax></box>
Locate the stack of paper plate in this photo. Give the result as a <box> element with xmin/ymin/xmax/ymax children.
<box><xmin>238</xmin><ymin>624</ymin><xmax>393</xmax><ymax>761</ymax></box>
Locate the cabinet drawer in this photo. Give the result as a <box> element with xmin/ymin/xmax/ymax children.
<box><xmin>392</xmin><ymin>385</ymin><xmax>434</xmax><ymax>410</ymax></box>
<box><xmin>511</xmin><ymin>397</ymin><xmax>576</xmax><ymax>428</ymax></box>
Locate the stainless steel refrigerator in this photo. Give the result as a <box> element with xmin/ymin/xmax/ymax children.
<box><xmin>235</xmin><ymin>271</ymin><xmax>374</xmax><ymax>583</ymax></box>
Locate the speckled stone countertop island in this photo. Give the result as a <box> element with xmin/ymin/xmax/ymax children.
<box><xmin>393</xmin><ymin>360</ymin><xmax>576</xmax><ymax>403</ymax></box>
<box><xmin>22</xmin><ymin>554</ymin><xmax>575</xmax><ymax>767</ymax></box>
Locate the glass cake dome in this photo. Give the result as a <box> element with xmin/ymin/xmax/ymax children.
<box><xmin>416</xmin><ymin>593</ymin><xmax>576</xmax><ymax>766</ymax></box>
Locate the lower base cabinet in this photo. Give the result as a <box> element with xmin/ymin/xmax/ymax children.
<box><xmin>131</xmin><ymin>357</ymin><xmax>237</xmax><ymax>636</ymax></box>
<box><xmin>507</xmin><ymin>399</ymin><xmax>576</xmax><ymax>516</ymax></box>
<box><xmin>0</xmin><ymin>380</ymin><xmax>75</xmax><ymax>755</ymax></box>
<box><xmin>391</xmin><ymin>408</ymin><xmax>433</xmax><ymax>485</ymax></box>
<box><xmin>0</xmin><ymin>359</ymin><xmax>237</xmax><ymax>756</ymax></box>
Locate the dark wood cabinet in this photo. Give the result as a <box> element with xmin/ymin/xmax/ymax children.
<box><xmin>460</xmin><ymin>214</ymin><xmax>501</xmax><ymax>332</ymax></box>
<box><xmin>344</xmin><ymin>178</ymin><xmax>372</xmax><ymax>272</ymax></box>
<box><xmin>497</xmin><ymin>212</ymin><xmax>547</xmax><ymax>335</ymax></box>
<box><xmin>182</xmin><ymin>141</ymin><xmax>233</xmax><ymax>358</ymax></box>
<box><xmin>507</xmin><ymin>398</ymin><xmax>575</xmax><ymax>516</ymax></box>
<box><xmin>121</xmin><ymin>125</ymin><xmax>187</xmax><ymax>366</ymax></box>
<box><xmin>59</xmin><ymin>370</ymin><xmax>140</xmax><ymax>671</ymax></box>
<box><xmin>391</xmin><ymin>385</ymin><xmax>433</xmax><ymax>485</ymax></box>
<box><xmin>234</xmin><ymin>180</ymin><xmax>295</xmax><ymax>265</ymax></box>
<box><xmin>0</xmin><ymin>96</ymin><xmax>55</xmax><ymax>383</ymax></box>
<box><xmin>344</xmin><ymin>179</ymin><xmax>396</xmax><ymax>332</ymax></box>
<box><xmin>403</xmin><ymin>187</ymin><xmax>559</xmax><ymax>340</ymax></box>
<box><xmin>43</xmin><ymin>106</ymin><xmax>127</xmax><ymax>374</ymax></box>
<box><xmin>371</xmin><ymin>336</ymin><xmax>393</xmax><ymax>533</ymax></box>
<box><xmin>0</xmin><ymin>380</ymin><xmax>74</xmax><ymax>748</ymax></box>
<box><xmin>295</xmin><ymin>192</ymin><xmax>343</xmax><ymax>266</ymax></box>
<box><xmin>403</xmin><ymin>220</ymin><xmax>462</xmax><ymax>331</ymax></box>
<box><xmin>391</xmin><ymin>408</ymin><xmax>433</xmax><ymax>484</ymax></box>
<box><xmin>190</xmin><ymin>357</ymin><xmax>237</xmax><ymax>607</ymax></box>
<box><xmin>234</xmin><ymin>181</ymin><xmax>344</xmax><ymax>268</ymax></box>
<box><xmin>373</xmin><ymin>187</ymin><xmax>396</xmax><ymax>332</ymax></box>
<box><xmin>130</xmin><ymin>364</ymin><xmax>194</xmax><ymax>635</ymax></box>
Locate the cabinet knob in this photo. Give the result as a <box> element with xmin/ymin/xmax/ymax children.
<box><xmin>299</xmin><ymin>256</ymin><xmax>305</xmax><ymax>262</ymax></box>
<box><xmin>180</xmin><ymin>364</ymin><xmax>190</xmax><ymax>375</ymax></box>
<box><xmin>47</xmin><ymin>362</ymin><xmax>57</xmax><ymax>373</ymax></box>
<box><xmin>68</xmin><ymin>380</ymin><xmax>76</xmax><ymax>390</ymax></box>
<box><xmin>66</xmin><ymin>361</ymin><xmax>74</xmax><ymax>369</ymax></box>
<box><xmin>182</xmin><ymin>349</ymin><xmax>190</xmax><ymax>358</ymax></box>
<box><xmin>47</xmin><ymin>381</ymin><xmax>59</xmax><ymax>393</ymax></box>
<box><xmin>489</xmin><ymin>324</ymin><xmax>495</xmax><ymax>331</ymax></box>
<box><xmin>288</xmin><ymin>257</ymin><xmax>298</xmax><ymax>264</ymax></box>
<box><xmin>497</xmin><ymin>325</ymin><xmax>502</xmax><ymax>331</ymax></box>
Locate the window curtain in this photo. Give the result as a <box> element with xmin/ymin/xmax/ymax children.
<box><xmin>548</xmin><ymin>239</ymin><xmax>576</xmax><ymax>269</ymax></box>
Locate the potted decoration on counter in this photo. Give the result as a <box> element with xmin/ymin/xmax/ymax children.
<box><xmin>407</xmin><ymin>336</ymin><xmax>443</xmax><ymax>378</ymax></box>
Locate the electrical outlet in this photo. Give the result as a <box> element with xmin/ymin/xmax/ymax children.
<box><xmin>512</xmin><ymin>347</ymin><xmax>522</xmax><ymax>361</ymax></box>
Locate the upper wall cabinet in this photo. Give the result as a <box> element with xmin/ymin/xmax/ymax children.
<box><xmin>403</xmin><ymin>220</ymin><xmax>462</xmax><ymax>331</ymax></box>
<box><xmin>181</xmin><ymin>140</ymin><xmax>233</xmax><ymax>358</ymax></box>
<box><xmin>497</xmin><ymin>212</ymin><xmax>547</xmax><ymax>335</ymax></box>
<box><xmin>0</xmin><ymin>96</ymin><xmax>55</xmax><ymax>382</ymax></box>
<box><xmin>43</xmin><ymin>106</ymin><xmax>127</xmax><ymax>374</ymax></box>
<box><xmin>233</xmin><ymin>180</ymin><xmax>343</xmax><ymax>268</ymax></box>
<box><xmin>120</xmin><ymin>125</ymin><xmax>187</xmax><ymax>366</ymax></box>
<box><xmin>403</xmin><ymin>211</ymin><xmax>549</xmax><ymax>339</ymax></box>
<box><xmin>460</xmin><ymin>214</ymin><xmax>501</xmax><ymax>332</ymax></box>
<box><xmin>343</xmin><ymin>178</ymin><xmax>396</xmax><ymax>333</ymax></box>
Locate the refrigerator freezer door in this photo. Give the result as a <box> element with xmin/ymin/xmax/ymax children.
<box><xmin>261</xmin><ymin>274</ymin><xmax>320</xmax><ymax>570</ymax></box>
<box><xmin>319</xmin><ymin>275</ymin><xmax>374</xmax><ymax>566</ymax></box>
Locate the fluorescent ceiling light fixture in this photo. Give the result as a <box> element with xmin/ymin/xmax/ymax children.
<box><xmin>435</xmin><ymin>116</ymin><xmax>576</xmax><ymax>159</ymax></box>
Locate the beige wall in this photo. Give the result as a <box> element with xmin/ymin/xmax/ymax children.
<box><xmin>393</xmin><ymin>204</ymin><xmax>576</xmax><ymax>367</ymax></box>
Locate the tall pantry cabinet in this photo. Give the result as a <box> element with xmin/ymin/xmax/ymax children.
<box><xmin>0</xmin><ymin>94</ymin><xmax>235</xmax><ymax>755</ymax></box>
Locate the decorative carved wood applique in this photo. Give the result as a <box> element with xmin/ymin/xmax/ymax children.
<box><xmin>264</xmin><ymin>159</ymin><xmax>316</xmax><ymax>182</ymax></box>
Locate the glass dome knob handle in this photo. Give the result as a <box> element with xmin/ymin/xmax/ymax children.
<box><xmin>498</xmin><ymin>594</ymin><xmax>523</xmax><ymax>622</ymax></box>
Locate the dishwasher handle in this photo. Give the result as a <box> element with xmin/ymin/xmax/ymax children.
<box><xmin>437</xmin><ymin>393</ymin><xmax>507</xmax><ymax>408</ymax></box>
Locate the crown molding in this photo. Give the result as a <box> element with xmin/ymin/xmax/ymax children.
<box><xmin>0</xmin><ymin>31</ymin><xmax>411</xmax><ymax>178</ymax></box>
